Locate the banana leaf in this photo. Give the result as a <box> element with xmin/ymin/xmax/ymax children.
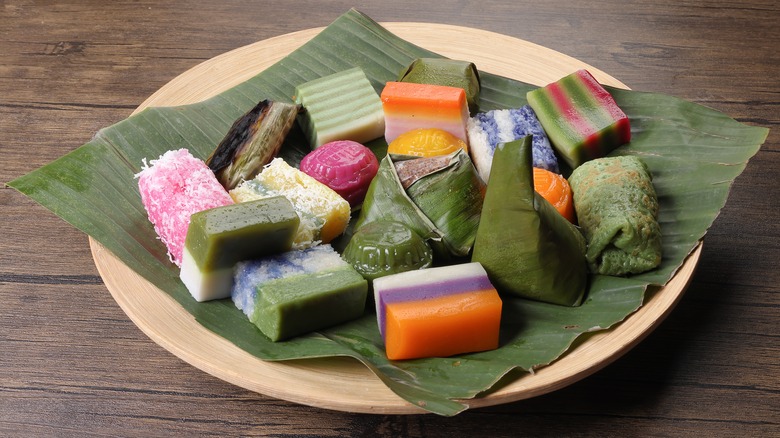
<box><xmin>354</xmin><ymin>154</ymin><xmax>448</xmax><ymax>257</ymax></box>
<box><xmin>357</xmin><ymin>149</ymin><xmax>484</xmax><ymax>259</ymax></box>
<box><xmin>6</xmin><ymin>9</ymin><xmax>769</xmax><ymax>416</ymax></box>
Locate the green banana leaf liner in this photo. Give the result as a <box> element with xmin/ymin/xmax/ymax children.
<box><xmin>353</xmin><ymin>153</ymin><xmax>446</xmax><ymax>258</ymax></box>
<box><xmin>355</xmin><ymin>149</ymin><xmax>484</xmax><ymax>260</ymax></box>
<box><xmin>6</xmin><ymin>9</ymin><xmax>769</xmax><ymax>416</ymax></box>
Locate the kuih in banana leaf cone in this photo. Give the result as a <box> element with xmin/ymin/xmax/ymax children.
<box><xmin>354</xmin><ymin>149</ymin><xmax>484</xmax><ymax>260</ymax></box>
<box><xmin>472</xmin><ymin>137</ymin><xmax>588</xmax><ymax>306</ymax></box>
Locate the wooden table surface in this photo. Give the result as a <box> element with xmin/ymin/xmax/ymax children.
<box><xmin>2</xmin><ymin>1</ymin><xmax>778</xmax><ymax>436</ymax></box>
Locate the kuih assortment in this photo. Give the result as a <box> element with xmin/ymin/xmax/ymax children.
<box><xmin>7</xmin><ymin>10</ymin><xmax>768</xmax><ymax>415</ymax></box>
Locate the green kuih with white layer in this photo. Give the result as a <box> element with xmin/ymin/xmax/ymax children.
<box><xmin>179</xmin><ymin>196</ymin><xmax>300</xmax><ymax>302</ymax></box>
<box><xmin>231</xmin><ymin>245</ymin><xmax>368</xmax><ymax>342</ymax></box>
<box><xmin>294</xmin><ymin>67</ymin><xmax>385</xmax><ymax>148</ymax></box>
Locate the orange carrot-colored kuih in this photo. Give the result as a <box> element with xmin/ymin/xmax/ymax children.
<box><xmin>533</xmin><ymin>167</ymin><xmax>576</xmax><ymax>223</ymax></box>
<box><xmin>373</xmin><ymin>262</ymin><xmax>502</xmax><ymax>361</ymax></box>
<box><xmin>381</xmin><ymin>81</ymin><xmax>470</xmax><ymax>145</ymax></box>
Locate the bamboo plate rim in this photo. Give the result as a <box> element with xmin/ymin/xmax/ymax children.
<box><xmin>90</xmin><ymin>22</ymin><xmax>700</xmax><ymax>414</ymax></box>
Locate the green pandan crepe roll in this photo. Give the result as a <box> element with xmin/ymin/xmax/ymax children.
<box><xmin>568</xmin><ymin>155</ymin><xmax>662</xmax><ymax>276</ymax></box>
<box><xmin>472</xmin><ymin>137</ymin><xmax>588</xmax><ymax>306</ymax></box>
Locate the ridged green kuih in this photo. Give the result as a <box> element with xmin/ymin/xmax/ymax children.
<box><xmin>180</xmin><ymin>196</ymin><xmax>300</xmax><ymax>302</ymax></box>
<box><xmin>472</xmin><ymin>137</ymin><xmax>588</xmax><ymax>306</ymax></box>
<box><xmin>342</xmin><ymin>220</ymin><xmax>433</xmax><ymax>281</ymax></box>
<box><xmin>398</xmin><ymin>58</ymin><xmax>481</xmax><ymax>113</ymax></box>
<box><xmin>294</xmin><ymin>67</ymin><xmax>385</xmax><ymax>148</ymax></box>
<box><xmin>569</xmin><ymin>155</ymin><xmax>662</xmax><ymax>276</ymax></box>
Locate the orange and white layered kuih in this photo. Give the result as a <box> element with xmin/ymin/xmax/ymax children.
<box><xmin>380</xmin><ymin>81</ymin><xmax>470</xmax><ymax>146</ymax></box>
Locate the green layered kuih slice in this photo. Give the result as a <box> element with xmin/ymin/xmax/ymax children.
<box><xmin>179</xmin><ymin>196</ymin><xmax>300</xmax><ymax>302</ymax></box>
<box><xmin>232</xmin><ymin>245</ymin><xmax>368</xmax><ymax>342</ymax></box>
<box><xmin>294</xmin><ymin>67</ymin><xmax>385</xmax><ymax>148</ymax></box>
<box><xmin>472</xmin><ymin>137</ymin><xmax>588</xmax><ymax>306</ymax></box>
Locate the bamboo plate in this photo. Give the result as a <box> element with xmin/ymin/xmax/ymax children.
<box><xmin>90</xmin><ymin>23</ymin><xmax>701</xmax><ymax>414</ymax></box>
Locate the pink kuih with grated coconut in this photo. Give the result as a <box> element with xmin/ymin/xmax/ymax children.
<box><xmin>137</xmin><ymin>148</ymin><xmax>234</xmax><ymax>266</ymax></box>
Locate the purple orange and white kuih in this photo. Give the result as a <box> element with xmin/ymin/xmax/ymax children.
<box><xmin>373</xmin><ymin>262</ymin><xmax>502</xmax><ymax>361</ymax></box>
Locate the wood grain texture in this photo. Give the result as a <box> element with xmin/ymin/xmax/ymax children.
<box><xmin>2</xmin><ymin>1</ymin><xmax>778</xmax><ymax>436</ymax></box>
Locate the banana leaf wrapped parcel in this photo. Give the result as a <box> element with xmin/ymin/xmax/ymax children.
<box><xmin>398</xmin><ymin>58</ymin><xmax>481</xmax><ymax>114</ymax></box>
<box><xmin>568</xmin><ymin>155</ymin><xmax>662</xmax><ymax>276</ymax></box>
<box><xmin>354</xmin><ymin>149</ymin><xmax>485</xmax><ymax>260</ymax></box>
<box><xmin>472</xmin><ymin>137</ymin><xmax>588</xmax><ymax>306</ymax></box>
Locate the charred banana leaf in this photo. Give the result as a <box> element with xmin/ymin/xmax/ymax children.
<box><xmin>206</xmin><ymin>100</ymin><xmax>300</xmax><ymax>190</ymax></box>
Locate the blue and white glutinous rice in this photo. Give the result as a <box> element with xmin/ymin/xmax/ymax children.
<box><xmin>467</xmin><ymin>105</ymin><xmax>559</xmax><ymax>182</ymax></box>
<box><xmin>231</xmin><ymin>244</ymin><xmax>347</xmax><ymax>318</ymax></box>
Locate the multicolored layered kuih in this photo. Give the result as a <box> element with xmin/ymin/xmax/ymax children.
<box><xmin>381</xmin><ymin>81</ymin><xmax>470</xmax><ymax>145</ymax></box>
<box><xmin>527</xmin><ymin>69</ymin><xmax>631</xmax><ymax>169</ymax></box>
<box><xmin>373</xmin><ymin>262</ymin><xmax>502</xmax><ymax>360</ymax></box>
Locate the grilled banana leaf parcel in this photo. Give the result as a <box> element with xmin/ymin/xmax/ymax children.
<box><xmin>472</xmin><ymin>137</ymin><xmax>588</xmax><ymax>306</ymax></box>
<box><xmin>355</xmin><ymin>149</ymin><xmax>485</xmax><ymax>259</ymax></box>
<box><xmin>569</xmin><ymin>155</ymin><xmax>662</xmax><ymax>276</ymax></box>
<box><xmin>206</xmin><ymin>99</ymin><xmax>300</xmax><ymax>190</ymax></box>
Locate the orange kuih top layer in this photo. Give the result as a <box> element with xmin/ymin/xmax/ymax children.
<box><xmin>381</xmin><ymin>81</ymin><xmax>470</xmax><ymax>144</ymax></box>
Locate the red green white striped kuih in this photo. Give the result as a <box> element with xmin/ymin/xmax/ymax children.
<box><xmin>527</xmin><ymin>69</ymin><xmax>631</xmax><ymax>169</ymax></box>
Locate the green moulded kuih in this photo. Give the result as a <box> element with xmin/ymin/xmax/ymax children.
<box><xmin>472</xmin><ymin>136</ymin><xmax>588</xmax><ymax>306</ymax></box>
